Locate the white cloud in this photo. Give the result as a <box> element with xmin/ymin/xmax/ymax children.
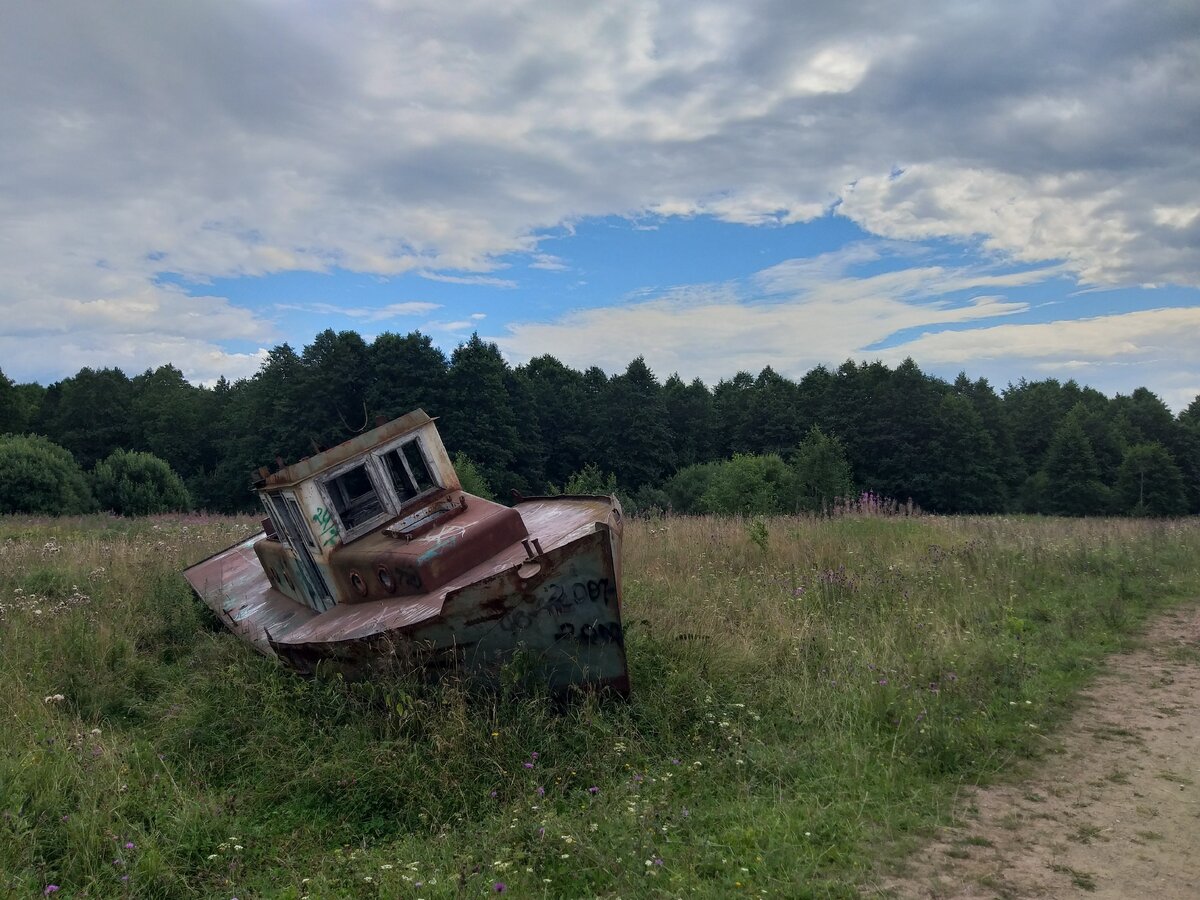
<box><xmin>275</xmin><ymin>301</ymin><xmax>440</xmax><ymax>321</ymax></box>
<box><xmin>2</xmin><ymin>0</ymin><xmax>1199</xmax><ymax>383</ymax></box>
<box><xmin>499</xmin><ymin>256</ymin><xmax>1033</xmax><ymax>382</ymax></box>
<box><xmin>880</xmin><ymin>307</ymin><xmax>1200</xmax><ymax>411</ymax></box>
<box><xmin>417</xmin><ymin>272</ymin><xmax>518</xmax><ymax>288</ymax></box>
<box><xmin>529</xmin><ymin>253</ymin><xmax>568</xmax><ymax>271</ymax></box>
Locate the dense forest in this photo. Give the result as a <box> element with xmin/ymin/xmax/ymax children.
<box><xmin>1</xmin><ymin>328</ymin><xmax>1198</xmax><ymax>517</ymax></box>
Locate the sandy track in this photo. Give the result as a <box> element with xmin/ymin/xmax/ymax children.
<box><xmin>876</xmin><ymin>603</ymin><xmax>1200</xmax><ymax>899</ymax></box>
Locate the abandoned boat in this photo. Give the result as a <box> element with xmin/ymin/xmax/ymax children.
<box><xmin>182</xmin><ymin>409</ymin><xmax>629</xmax><ymax>695</ymax></box>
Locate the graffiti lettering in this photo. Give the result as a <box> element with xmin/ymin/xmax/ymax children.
<box><xmin>498</xmin><ymin>578</ymin><xmax>618</xmax><ymax>633</ymax></box>
<box><xmin>554</xmin><ymin>621</ymin><xmax>623</xmax><ymax>646</ymax></box>
<box><xmin>312</xmin><ymin>507</ymin><xmax>340</xmax><ymax>547</ymax></box>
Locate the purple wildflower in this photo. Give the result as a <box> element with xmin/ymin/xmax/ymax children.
<box><xmin>490</xmin><ymin>790</ymin><xmax>498</xmax><ymax>798</ymax></box>
<box><xmin>536</xmin><ymin>786</ymin><xmax>545</xmax><ymax>797</ymax></box>
<box><xmin>120</xmin><ymin>875</ymin><xmax>129</xmax><ymax>883</ymax></box>
<box><xmin>653</xmin><ymin>857</ymin><xmax>664</xmax><ymax>866</ymax></box>
<box><xmin>493</xmin><ymin>882</ymin><xmax>507</xmax><ymax>893</ymax></box>
<box><xmin>523</xmin><ymin>762</ymin><xmax>534</xmax><ymax>769</ymax></box>
<box><xmin>44</xmin><ymin>887</ymin><xmax>60</xmax><ymax>896</ymax></box>
<box><xmin>877</xmin><ymin>678</ymin><xmax>888</xmax><ymax>686</ymax></box>
<box><xmin>124</xmin><ymin>842</ymin><xmax>135</xmax><ymax>850</ymax></box>
<box><xmin>530</xmin><ymin>752</ymin><xmax>539</xmax><ymax>760</ymax></box>
<box><xmin>587</xmin><ymin>786</ymin><xmax>599</xmax><ymax>794</ymax></box>
<box><xmin>537</xmin><ymin>827</ymin><xmax>545</xmax><ymax>837</ymax></box>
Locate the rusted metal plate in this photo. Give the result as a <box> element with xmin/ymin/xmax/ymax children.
<box><xmin>183</xmin><ymin>533</ymin><xmax>317</xmax><ymax>655</ymax></box>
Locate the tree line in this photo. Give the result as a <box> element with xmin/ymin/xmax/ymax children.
<box><xmin>1</xmin><ymin>328</ymin><xmax>1198</xmax><ymax>517</ymax></box>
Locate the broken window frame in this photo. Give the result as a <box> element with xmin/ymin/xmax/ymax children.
<box><xmin>371</xmin><ymin>435</ymin><xmax>439</xmax><ymax>510</ymax></box>
<box><xmin>314</xmin><ymin>435</ymin><xmax>443</xmax><ymax>544</ymax></box>
<box><xmin>316</xmin><ymin>458</ymin><xmax>392</xmax><ymax>543</ymax></box>
<box><xmin>261</xmin><ymin>494</ymin><xmax>287</xmax><ymax>544</ymax></box>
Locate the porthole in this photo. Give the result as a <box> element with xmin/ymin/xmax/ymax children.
<box><xmin>377</xmin><ymin>566</ymin><xmax>397</xmax><ymax>594</ymax></box>
<box><xmin>349</xmin><ymin>570</ymin><xmax>369</xmax><ymax>597</ymax></box>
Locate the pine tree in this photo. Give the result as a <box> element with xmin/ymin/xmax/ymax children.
<box><xmin>1037</xmin><ymin>415</ymin><xmax>1110</xmax><ymax>515</ymax></box>
<box><xmin>927</xmin><ymin>394</ymin><xmax>1005</xmax><ymax>513</ymax></box>
<box><xmin>1116</xmin><ymin>443</ymin><xmax>1187</xmax><ymax>516</ymax></box>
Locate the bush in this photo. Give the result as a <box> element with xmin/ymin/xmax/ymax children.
<box><xmin>453</xmin><ymin>451</ymin><xmax>496</xmax><ymax>501</ymax></box>
<box><xmin>0</xmin><ymin>434</ymin><xmax>96</xmax><ymax>514</ymax></box>
<box><xmin>92</xmin><ymin>449</ymin><xmax>191</xmax><ymax>516</ymax></box>
<box><xmin>563</xmin><ymin>463</ymin><xmax>618</xmax><ymax>496</ymax></box>
<box><xmin>792</xmin><ymin>426</ymin><xmax>855</xmax><ymax>512</ymax></box>
<box><xmin>663</xmin><ymin>462</ymin><xmax>722</xmax><ymax>514</ymax></box>
<box><xmin>699</xmin><ymin>453</ymin><xmax>796</xmax><ymax>516</ymax></box>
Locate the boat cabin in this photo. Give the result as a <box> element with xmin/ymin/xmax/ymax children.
<box><xmin>252</xmin><ymin>409</ymin><xmax>528</xmax><ymax>613</ymax></box>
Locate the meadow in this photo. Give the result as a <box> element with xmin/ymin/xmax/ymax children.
<box><xmin>2</xmin><ymin>512</ymin><xmax>1198</xmax><ymax>898</ymax></box>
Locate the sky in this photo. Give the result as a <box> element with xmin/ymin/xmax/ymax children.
<box><xmin>3</xmin><ymin>1</ymin><xmax>1199</xmax><ymax>409</ymax></box>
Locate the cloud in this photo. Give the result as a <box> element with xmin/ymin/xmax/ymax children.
<box><xmin>275</xmin><ymin>301</ymin><xmax>441</xmax><ymax>321</ymax></box>
<box><xmin>499</xmin><ymin>255</ymin><xmax>1033</xmax><ymax>382</ymax></box>
<box><xmin>529</xmin><ymin>253</ymin><xmax>569</xmax><ymax>271</ymax></box>
<box><xmin>3</xmin><ymin>0</ymin><xmax>1199</xmax><ymax>382</ymax></box>
<box><xmin>417</xmin><ymin>272</ymin><xmax>518</xmax><ymax>288</ymax></box>
<box><xmin>878</xmin><ymin>307</ymin><xmax>1200</xmax><ymax>410</ymax></box>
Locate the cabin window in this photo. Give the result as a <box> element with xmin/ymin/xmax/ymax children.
<box><xmin>261</xmin><ymin>495</ymin><xmax>285</xmax><ymax>542</ymax></box>
<box><xmin>325</xmin><ymin>463</ymin><xmax>384</xmax><ymax>530</ymax></box>
<box><xmin>282</xmin><ymin>495</ymin><xmax>316</xmax><ymax>549</ymax></box>
<box><xmin>380</xmin><ymin>438</ymin><xmax>436</xmax><ymax>505</ymax></box>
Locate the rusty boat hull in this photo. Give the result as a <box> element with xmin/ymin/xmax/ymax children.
<box><xmin>184</xmin><ymin>495</ymin><xmax>629</xmax><ymax>695</ymax></box>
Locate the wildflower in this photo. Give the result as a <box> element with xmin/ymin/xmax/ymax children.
<box><xmin>124</xmin><ymin>842</ymin><xmax>135</xmax><ymax>850</ymax></box>
<box><xmin>530</xmin><ymin>752</ymin><xmax>539</xmax><ymax>759</ymax></box>
<box><xmin>120</xmin><ymin>875</ymin><xmax>129</xmax><ymax>883</ymax></box>
<box><xmin>670</xmin><ymin>758</ymin><xmax>680</xmax><ymax>765</ymax></box>
<box><xmin>877</xmin><ymin>678</ymin><xmax>888</xmax><ymax>686</ymax></box>
<box><xmin>44</xmin><ymin>694</ymin><xmax>66</xmax><ymax>704</ymax></box>
<box><xmin>207</xmin><ymin>854</ymin><xmax>218</xmax><ymax>860</ymax></box>
<box><xmin>536</xmin><ymin>786</ymin><xmax>545</xmax><ymax>797</ymax></box>
<box><xmin>523</xmin><ymin>762</ymin><xmax>534</xmax><ymax>769</ymax></box>
<box><xmin>233</xmin><ymin>845</ymin><xmax>243</xmax><ymax>851</ymax></box>
<box><xmin>490</xmin><ymin>791</ymin><xmax>498</xmax><ymax>798</ymax></box>
<box><xmin>381</xmin><ymin>864</ymin><xmax>393</xmax><ymax>870</ymax></box>
<box><xmin>493</xmin><ymin>883</ymin><xmax>507</xmax><ymax>893</ymax></box>
<box><xmin>90</xmin><ymin>728</ymin><xmax>102</xmax><ymax>735</ymax></box>
<box><xmin>44</xmin><ymin>887</ymin><xmax>60</xmax><ymax>895</ymax></box>
<box><xmin>654</xmin><ymin>857</ymin><xmax>664</xmax><ymax>866</ymax></box>
<box><xmin>587</xmin><ymin>786</ymin><xmax>599</xmax><ymax>794</ymax></box>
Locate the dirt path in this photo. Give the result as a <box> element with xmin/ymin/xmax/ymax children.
<box><xmin>877</xmin><ymin>603</ymin><xmax>1200</xmax><ymax>899</ymax></box>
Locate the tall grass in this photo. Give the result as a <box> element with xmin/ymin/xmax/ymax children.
<box><xmin>2</xmin><ymin>513</ymin><xmax>1198</xmax><ymax>898</ymax></box>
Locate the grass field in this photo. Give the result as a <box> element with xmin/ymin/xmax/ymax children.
<box><xmin>2</xmin><ymin>512</ymin><xmax>1198</xmax><ymax>898</ymax></box>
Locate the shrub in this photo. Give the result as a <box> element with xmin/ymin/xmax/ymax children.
<box><xmin>454</xmin><ymin>451</ymin><xmax>496</xmax><ymax>501</ymax></box>
<box><xmin>563</xmin><ymin>463</ymin><xmax>618</xmax><ymax>496</ymax></box>
<box><xmin>699</xmin><ymin>453</ymin><xmax>796</xmax><ymax>516</ymax></box>
<box><xmin>92</xmin><ymin>449</ymin><xmax>191</xmax><ymax>516</ymax></box>
<box><xmin>792</xmin><ymin>426</ymin><xmax>855</xmax><ymax>512</ymax></box>
<box><xmin>0</xmin><ymin>433</ymin><xmax>96</xmax><ymax>514</ymax></box>
<box><xmin>663</xmin><ymin>461</ymin><xmax>722</xmax><ymax>514</ymax></box>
